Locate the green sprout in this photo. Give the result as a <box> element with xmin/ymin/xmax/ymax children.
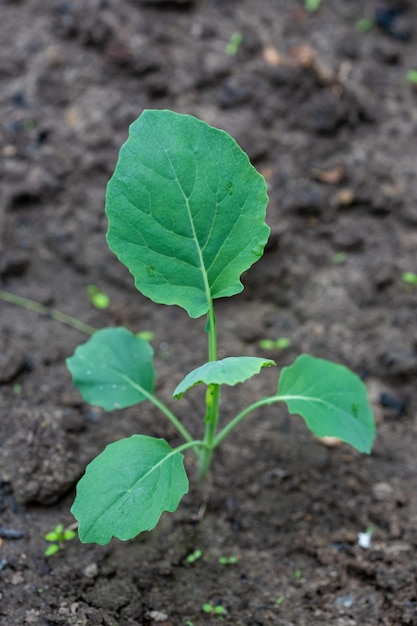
<box><xmin>294</xmin><ymin>569</ymin><xmax>302</xmax><ymax>580</ymax></box>
<box><xmin>136</xmin><ymin>331</ymin><xmax>155</xmax><ymax>342</ymax></box>
<box><xmin>24</xmin><ymin>118</ymin><xmax>35</xmax><ymax>131</ymax></box>
<box><xmin>402</xmin><ymin>271</ymin><xmax>417</xmax><ymax>285</ymax></box>
<box><xmin>87</xmin><ymin>284</ymin><xmax>110</xmax><ymax>310</ymax></box>
<box><xmin>406</xmin><ymin>70</ymin><xmax>417</xmax><ymax>85</ymax></box>
<box><xmin>276</xmin><ymin>596</ymin><xmax>285</xmax><ymax>605</ymax></box>
<box><xmin>218</xmin><ymin>555</ymin><xmax>239</xmax><ymax>565</ymax></box>
<box><xmin>259</xmin><ymin>337</ymin><xmax>291</xmax><ymax>351</ymax></box>
<box><xmin>202</xmin><ymin>603</ymin><xmax>227</xmax><ymax>615</ymax></box>
<box><xmin>333</xmin><ymin>251</ymin><xmax>348</xmax><ymax>264</ymax></box>
<box><xmin>305</xmin><ymin>0</ymin><xmax>321</xmax><ymax>12</ymax></box>
<box><xmin>186</xmin><ymin>549</ymin><xmax>203</xmax><ymax>564</ymax></box>
<box><xmin>44</xmin><ymin>524</ymin><xmax>76</xmax><ymax>557</ymax></box>
<box><xmin>226</xmin><ymin>32</ymin><xmax>242</xmax><ymax>55</ymax></box>
<box><xmin>356</xmin><ymin>18</ymin><xmax>374</xmax><ymax>33</ymax></box>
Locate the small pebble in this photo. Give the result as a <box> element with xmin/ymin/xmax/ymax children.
<box><xmin>83</xmin><ymin>562</ymin><xmax>98</xmax><ymax>579</ymax></box>
<box><xmin>336</xmin><ymin>595</ymin><xmax>355</xmax><ymax>610</ymax></box>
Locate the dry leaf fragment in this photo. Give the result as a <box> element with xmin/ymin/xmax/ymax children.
<box><xmin>337</xmin><ymin>188</ymin><xmax>355</xmax><ymax>206</ymax></box>
<box><xmin>263</xmin><ymin>45</ymin><xmax>281</xmax><ymax>66</ymax></box>
<box><xmin>312</xmin><ymin>163</ymin><xmax>345</xmax><ymax>184</ymax></box>
<box><xmin>315</xmin><ymin>435</ymin><xmax>342</xmax><ymax>447</ymax></box>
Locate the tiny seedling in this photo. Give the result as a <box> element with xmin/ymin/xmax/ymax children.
<box><xmin>333</xmin><ymin>251</ymin><xmax>348</xmax><ymax>264</ymax></box>
<box><xmin>294</xmin><ymin>569</ymin><xmax>303</xmax><ymax>581</ymax></box>
<box><xmin>356</xmin><ymin>18</ymin><xmax>374</xmax><ymax>33</ymax></box>
<box><xmin>136</xmin><ymin>330</ymin><xmax>155</xmax><ymax>342</ymax></box>
<box><xmin>218</xmin><ymin>555</ymin><xmax>239</xmax><ymax>565</ymax></box>
<box><xmin>402</xmin><ymin>271</ymin><xmax>417</xmax><ymax>285</ymax></box>
<box><xmin>259</xmin><ymin>337</ymin><xmax>291</xmax><ymax>351</ymax></box>
<box><xmin>87</xmin><ymin>284</ymin><xmax>110</xmax><ymax>310</ymax></box>
<box><xmin>186</xmin><ymin>549</ymin><xmax>203</xmax><ymax>564</ymax></box>
<box><xmin>226</xmin><ymin>32</ymin><xmax>242</xmax><ymax>56</ymax></box>
<box><xmin>406</xmin><ymin>70</ymin><xmax>417</xmax><ymax>85</ymax></box>
<box><xmin>202</xmin><ymin>603</ymin><xmax>227</xmax><ymax>616</ymax></box>
<box><xmin>44</xmin><ymin>523</ymin><xmax>76</xmax><ymax>556</ymax></box>
<box><xmin>67</xmin><ymin>110</ymin><xmax>375</xmax><ymax>545</ymax></box>
<box><xmin>305</xmin><ymin>0</ymin><xmax>321</xmax><ymax>12</ymax></box>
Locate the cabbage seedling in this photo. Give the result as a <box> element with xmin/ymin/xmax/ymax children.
<box><xmin>67</xmin><ymin>110</ymin><xmax>376</xmax><ymax>545</ymax></box>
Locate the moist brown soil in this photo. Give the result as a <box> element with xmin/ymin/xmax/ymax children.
<box><xmin>1</xmin><ymin>1</ymin><xmax>417</xmax><ymax>624</ymax></box>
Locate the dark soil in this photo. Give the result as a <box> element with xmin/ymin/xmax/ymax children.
<box><xmin>1</xmin><ymin>1</ymin><xmax>417</xmax><ymax>624</ymax></box>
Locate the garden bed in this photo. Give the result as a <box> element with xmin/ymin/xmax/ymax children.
<box><xmin>1</xmin><ymin>1</ymin><xmax>416</xmax><ymax>624</ymax></box>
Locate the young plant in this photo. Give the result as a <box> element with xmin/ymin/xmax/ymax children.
<box><xmin>406</xmin><ymin>70</ymin><xmax>417</xmax><ymax>86</ymax></box>
<box><xmin>402</xmin><ymin>271</ymin><xmax>417</xmax><ymax>286</ymax></box>
<box><xmin>226</xmin><ymin>31</ymin><xmax>243</xmax><ymax>55</ymax></box>
<box><xmin>44</xmin><ymin>523</ymin><xmax>76</xmax><ymax>556</ymax></box>
<box><xmin>305</xmin><ymin>0</ymin><xmax>322</xmax><ymax>12</ymax></box>
<box><xmin>87</xmin><ymin>284</ymin><xmax>110</xmax><ymax>310</ymax></box>
<box><xmin>202</xmin><ymin>603</ymin><xmax>227</xmax><ymax>616</ymax></box>
<box><xmin>67</xmin><ymin>110</ymin><xmax>376</xmax><ymax>545</ymax></box>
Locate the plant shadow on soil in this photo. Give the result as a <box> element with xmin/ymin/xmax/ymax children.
<box><xmin>1</xmin><ymin>1</ymin><xmax>417</xmax><ymax>624</ymax></box>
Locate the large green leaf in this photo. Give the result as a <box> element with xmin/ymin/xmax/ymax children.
<box><xmin>173</xmin><ymin>357</ymin><xmax>275</xmax><ymax>399</ymax></box>
<box><xmin>66</xmin><ymin>327</ymin><xmax>155</xmax><ymax>410</ymax></box>
<box><xmin>71</xmin><ymin>435</ymin><xmax>189</xmax><ymax>543</ymax></box>
<box><xmin>276</xmin><ymin>354</ymin><xmax>375</xmax><ymax>453</ymax></box>
<box><xmin>106</xmin><ymin>109</ymin><xmax>269</xmax><ymax>318</ymax></box>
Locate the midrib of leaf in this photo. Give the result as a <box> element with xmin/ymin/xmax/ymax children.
<box><xmin>273</xmin><ymin>392</ymin><xmax>374</xmax><ymax>435</ymax></box>
<box><xmin>214</xmin><ymin>391</ymin><xmax>374</xmax><ymax>449</ymax></box>
<box><xmin>164</xmin><ymin>148</ymin><xmax>213</xmax><ymax>313</ymax></box>
<box><xmin>275</xmin><ymin>394</ymin><xmax>353</xmax><ymax>412</ymax></box>
<box><xmin>87</xmin><ymin>445</ymin><xmax>180</xmax><ymax>530</ymax></box>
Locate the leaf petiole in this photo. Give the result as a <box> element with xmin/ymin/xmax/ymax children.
<box><xmin>120</xmin><ymin>373</ymin><xmax>195</xmax><ymax>445</ymax></box>
<box><xmin>213</xmin><ymin>395</ymin><xmax>275</xmax><ymax>448</ymax></box>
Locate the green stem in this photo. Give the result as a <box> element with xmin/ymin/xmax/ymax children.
<box><xmin>206</xmin><ymin>301</ymin><xmax>217</xmax><ymax>363</ymax></box>
<box><xmin>199</xmin><ymin>301</ymin><xmax>220</xmax><ymax>478</ymax></box>
<box><xmin>0</xmin><ymin>289</ymin><xmax>96</xmax><ymax>335</ymax></box>
<box><xmin>123</xmin><ymin>375</ymin><xmax>195</xmax><ymax>445</ymax></box>
<box><xmin>213</xmin><ymin>395</ymin><xmax>282</xmax><ymax>448</ymax></box>
<box><xmin>174</xmin><ymin>439</ymin><xmax>206</xmax><ymax>455</ymax></box>
<box><xmin>149</xmin><ymin>392</ymin><xmax>197</xmax><ymax>446</ymax></box>
<box><xmin>199</xmin><ymin>383</ymin><xmax>220</xmax><ymax>478</ymax></box>
<box><xmin>171</xmin><ymin>172</ymin><xmax>220</xmax><ymax>475</ymax></box>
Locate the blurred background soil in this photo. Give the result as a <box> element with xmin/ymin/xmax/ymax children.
<box><xmin>0</xmin><ymin>1</ymin><xmax>416</xmax><ymax>624</ymax></box>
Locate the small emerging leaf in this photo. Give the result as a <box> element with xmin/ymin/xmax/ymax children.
<box><xmin>45</xmin><ymin>544</ymin><xmax>60</xmax><ymax>557</ymax></box>
<box><xmin>173</xmin><ymin>356</ymin><xmax>275</xmax><ymax>399</ymax></box>
<box><xmin>276</xmin><ymin>354</ymin><xmax>375</xmax><ymax>453</ymax></box>
<box><xmin>66</xmin><ymin>327</ymin><xmax>155</xmax><ymax>411</ymax></box>
<box><xmin>71</xmin><ymin>435</ymin><xmax>189</xmax><ymax>544</ymax></box>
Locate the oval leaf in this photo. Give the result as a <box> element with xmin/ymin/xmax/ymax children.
<box><xmin>106</xmin><ymin>109</ymin><xmax>269</xmax><ymax>318</ymax></box>
<box><xmin>174</xmin><ymin>356</ymin><xmax>275</xmax><ymax>399</ymax></box>
<box><xmin>66</xmin><ymin>327</ymin><xmax>155</xmax><ymax>410</ymax></box>
<box><xmin>71</xmin><ymin>435</ymin><xmax>189</xmax><ymax>544</ymax></box>
<box><xmin>276</xmin><ymin>354</ymin><xmax>375</xmax><ymax>453</ymax></box>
